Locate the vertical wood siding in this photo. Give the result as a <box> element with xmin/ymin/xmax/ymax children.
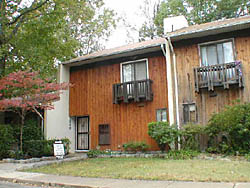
<box><xmin>175</xmin><ymin>36</ymin><xmax>250</xmax><ymax>126</ymax></box>
<box><xmin>69</xmin><ymin>56</ymin><xmax>168</xmax><ymax>150</ymax></box>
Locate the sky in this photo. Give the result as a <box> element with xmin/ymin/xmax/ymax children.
<box><xmin>104</xmin><ymin>0</ymin><xmax>158</xmax><ymax>48</ymax></box>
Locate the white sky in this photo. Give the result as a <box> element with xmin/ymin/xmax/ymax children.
<box><xmin>104</xmin><ymin>0</ymin><xmax>157</xmax><ymax>48</ymax></box>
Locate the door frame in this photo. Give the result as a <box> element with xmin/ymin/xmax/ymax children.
<box><xmin>76</xmin><ymin>116</ymin><xmax>90</xmax><ymax>151</ymax></box>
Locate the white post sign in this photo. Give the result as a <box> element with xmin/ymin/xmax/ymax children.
<box><xmin>53</xmin><ymin>141</ymin><xmax>65</xmax><ymax>159</ymax></box>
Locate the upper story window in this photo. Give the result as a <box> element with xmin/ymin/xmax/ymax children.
<box><xmin>200</xmin><ymin>40</ymin><xmax>235</xmax><ymax>66</ymax></box>
<box><xmin>121</xmin><ymin>59</ymin><xmax>148</xmax><ymax>82</ymax></box>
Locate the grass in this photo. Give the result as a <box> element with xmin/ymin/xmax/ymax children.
<box><xmin>24</xmin><ymin>158</ymin><xmax>250</xmax><ymax>182</ymax></box>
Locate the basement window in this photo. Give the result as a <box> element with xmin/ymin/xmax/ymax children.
<box><xmin>183</xmin><ymin>103</ymin><xmax>197</xmax><ymax>124</ymax></box>
<box><xmin>99</xmin><ymin>124</ymin><xmax>110</xmax><ymax>145</ymax></box>
<box><xmin>156</xmin><ymin>108</ymin><xmax>167</xmax><ymax>122</ymax></box>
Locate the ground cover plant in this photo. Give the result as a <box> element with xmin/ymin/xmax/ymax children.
<box><xmin>25</xmin><ymin>157</ymin><xmax>250</xmax><ymax>182</ymax></box>
<box><xmin>123</xmin><ymin>141</ymin><xmax>149</xmax><ymax>152</ymax></box>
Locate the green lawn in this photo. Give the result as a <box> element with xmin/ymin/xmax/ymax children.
<box><xmin>25</xmin><ymin>158</ymin><xmax>250</xmax><ymax>182</ymax></box>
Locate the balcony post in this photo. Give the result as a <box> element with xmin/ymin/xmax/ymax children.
<box><xmin>112</xmin><ymin>84</ymin><xmax>117</xmax><ymax>104</ymax></box>
<box><xmin>123</xmin><ymin>82</ymin><xmax>128</xmax><ymax>103</ymax></box>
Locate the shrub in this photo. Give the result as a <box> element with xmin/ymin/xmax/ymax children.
<box><xmin>23</xmin><ymin>118</ymin><xmax>43</xmax><ymax>141</ymax></box>
<box><xmin>10</xmin><ymin>151</ymin><xmax>25</xmax><ymax>160</ymax></box>
<box><xmin>87</xmin><ymin>149</ymin><xmax>106</xmax><ymax>158</ymax></box>
<box><xmin>123</xmin><ymin>141</ymin><xmax>149</xmax><ymax>152</ymax></box>
<box><xmin>180</xmin><ymin>123</ymin><xmax>204</xmax><ymax>151</ymax></box>
<box><xmin>245</xmin><ymin>153</ymin><xmax>250</xmax><ymax>161</ymax></box>
<box><xmin>0</xmin><ymin>124</ymin><xmax>14</xmax><ymax>159</ymax></box>
<box><xmin>206</xmin><ymin>103</ymin><xmax>250</xmax><ymax>154</ymax></box>
<box><xmin>148</xmin><ymin>122</ymin><xmax>179</xmax><ymax>152</ymax></box>
<box><xmin>165</xmin><ymin>150</ymin><xmax>199</xmax><ymax>160</ymax></box>
<box><xmin>12</xmin><ymin>117</ymin><xmax>43</xmax><ymax>149</ymax></box>
<box><xmin>23</xmin><ymin>138</ymin><xmax>70</xmax><ymax>158</ymax></box>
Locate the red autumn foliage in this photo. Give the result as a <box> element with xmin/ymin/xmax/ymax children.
<box><xmin>0</xmin><ymin>70</ymin><xmax>70</xmax><ymax>152</ymax></box>
<box><xmin>0</xmin><ymin>70</ymin><xmax>69</xmax><ymax>111</ymax></box>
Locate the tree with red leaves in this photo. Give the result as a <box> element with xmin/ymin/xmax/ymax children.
<box><xmin>0</xmin><ymin>70</ymin><xmax>69</xmax><ymax>151</ymax></box>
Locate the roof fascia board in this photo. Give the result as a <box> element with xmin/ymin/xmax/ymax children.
<box><xmin>65</xmin><ymin>46</ymin><xmax>162</xmax><ymax>67</ymax></box>
<box><xmin>167</xmin><ymin>20</ymin><xmax>250</xmax><ymax>42</ymax></box>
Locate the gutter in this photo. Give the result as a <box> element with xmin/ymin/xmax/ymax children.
<box><xmin>161</xmin><ymin>42</ymin><xmax>175</xmax><ymax>126</ymax></box>
<box><xmin>162</xmin><ymin>37</ymin><xmax>181</xmax><ymax>150</ymax></box>
<box><xmin>167</xmin><ymin>37</ymin><xmax>180</xmax><ymax>131</ymax></box>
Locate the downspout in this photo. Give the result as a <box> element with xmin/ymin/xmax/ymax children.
<box><xmin>167</xmin><ymin>37</ymin><xmax>181</xmax><ymax>150</ymax></box>
<box><xmin>167</xmin><ymin>37</ymin><xmax>180</xmax><ymax>131</ymax></box>
<box><xmin>161</xmin><ymin>41</ymin><xmax>175</xmax><ymax>126</ymax></box>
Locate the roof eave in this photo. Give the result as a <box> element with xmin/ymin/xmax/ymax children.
<box><xmin>167</xmin><ymin>20</ymin><xmax>250</xmax><ymax>42</ymax></box>
<box><xmin>64</xmin><ymin>45</ymin><xmax>163</xmax><ymax>67</ymax></box>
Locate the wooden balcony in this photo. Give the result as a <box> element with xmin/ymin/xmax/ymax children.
<box><xmin>113</xmin><ymin>79</ymin><xmax>153</xmax><ymax>104</ymax></box>
<box><xmin>194</xmin><ymin>61</ymin><xmax>244</xmax><ymax>92</ymax></box>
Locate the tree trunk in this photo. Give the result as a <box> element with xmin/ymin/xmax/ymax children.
<box><xmin>20</xmin><ymin>109</ymin><xmax>25</xmax><ymax>152</ymax></box>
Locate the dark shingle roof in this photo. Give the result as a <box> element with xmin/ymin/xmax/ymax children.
<box><xmin>167</xmin><ymin>15</ymin><xmax>250</xmax><ymax>41</ymax></box>
<box><xmin>63</xmin><ymin>38</ymin><xmax>165</xmax><ymax>65</ymax></box>
<box><xmin>64</xmin><ymin>16</ymin><xmax>250</xmax><ymax>66</ymax></box>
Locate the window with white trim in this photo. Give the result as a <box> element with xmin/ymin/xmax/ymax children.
<box><xmin>183</xmin><ymin>103</ymin><xmax>197</xmax><ymax>124</ymax></box>
<box><xmin>200</xmin><ymin>40</ymin><xmax>235</xmax><ymax>66</ymax></box>
<box><xmin>156</xmin><ymin>108</ymin><xmax>167</xmax><ymax>122</ymax></box>
<box><xmin>121</xmin><ymin>59</ymin><xmax>148</xmax><ymax>82</ymax></box>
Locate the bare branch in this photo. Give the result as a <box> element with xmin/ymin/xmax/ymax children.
<box><xmin>32</xmin><ymin>106</ymin><xmax>44</xmax><ymax>120</ymax></box>
<box><xmin>8</xmin><ymin>15</ymin><xmax>25</xmax><ymax>41</ymax></box>
<box><xmin>7</xmin><ymin>0</ymin><xmax>50</xmax><ymax>26</ymax></box>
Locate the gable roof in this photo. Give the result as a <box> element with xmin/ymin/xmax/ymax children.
<box><xmin>167</xmin><ymin>15</ymin><xmax>250</xmax><ymax>41</ymax></box>
<box><xmin>63</xmin><ymin>38</ymin><xmax>165</xmax><ymax>66</ymax></box>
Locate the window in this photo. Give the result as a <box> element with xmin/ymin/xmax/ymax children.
<box><xmin>183</xmin><ymin>103</ymin><xmax>197</xmax><ymax>124</ymax></box>
<box><xmin>200</xmin><ymin>40</ymin><xmax>235</xmax><ymax>66</ymax></box>
<box><xmin>156</xmin><ymin>108</ymin><xmax>167</xmax><ymax>122</ymax></box>
<box><xmin>121</xmin><ymin>59</ymin><xmax>148</xmax><ymax>82</ymax></box>
<box><xmin>99</xmin><ymin>124</ymin><xmax>110</xmax><ymax>145</ymax></box>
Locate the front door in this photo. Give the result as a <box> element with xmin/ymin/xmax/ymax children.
<box><xmin>76</xmin><ymin>117</ymin><xmax>89</xmax><ymax>150</ymax></box>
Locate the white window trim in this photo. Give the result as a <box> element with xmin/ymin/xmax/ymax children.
<box><xmin>198</xmin><ymin>38</ymin><xmax>236</xmax><ymax>67</ymax></box>
<box><xmin>120</xmin><ymin>58</ymin><xmax>149</xmax><ymax>83</ymax></box>
<box><xmin>156</xmin><ymin>108</ymin><xmax>168</xmax><ymax>122</ymax></box>
<box><xmin>182</xmin><ymin>102</ymin><xmax>197</xmax><ymax>124</ymax></box>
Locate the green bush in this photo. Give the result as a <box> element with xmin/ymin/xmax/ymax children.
<box><xmin>245</xmin><ymin>153</ymin><xmax>250</xmax><ymax>161</ymax></box>
<box><xmin>10</xmin><ymin>150</ymin><xmax>25</xmax><ymax>160</ymax></box>
<box><xmin>148</xmin><ymin>122</ymin><xmax>179</xmax><ymax>152</ymax></box>
<box><xmin>180</xmin><ymin>123</ymin><xmax>204</xmax><ymax>151</ymax></box>
<box><xmin>206</xmin><ymin>103</ymin><xmax>250</xmax><ymax>154</ymax></box>
<box><xmin>165</xmin><ymin>150</ymin><xmax>199</xmax><ymax>160</ymax></box>
<box><xmin>123</xmin><ymin>141</ymin><xmax>149</xmax><ymax>152</ymax></box>
<box><xmin>87</xmin><ymin>149</ymin><xmax>106</xmax><ymax>158</ymax></box>
<box><xmin>12</xmin><ymin>117</ymin><xmax>43</xmax><ymax>149</ymax></box>
<box><xmin>0</xmin><ymin>124</ymin><xmax>14</xmax><ymax>159</ymax></box>
<box><xmin>23</xmin><ymin>118</ymin><xmax>43</xmax><ymax>141</ymax></box>
<box><xmin>23</xmin><ymin>138</ymin><xmax>70</xmax><ymax>158</ymax></box>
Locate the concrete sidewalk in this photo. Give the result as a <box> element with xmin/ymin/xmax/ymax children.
<box><xmin>0</xmin><ymin>157</ymin><xmax>249</xmax><ymax>188</ymax></box>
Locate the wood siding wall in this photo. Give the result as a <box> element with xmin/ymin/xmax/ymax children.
<box><xmin>69</xmin><ymin>56</ymin><xmax>168</xmax><ymax>150</ymax></box>
<box><xmin>175</xmin><ymin>36</ymin><xmax>250</xmax><ymax>126</ymax></box>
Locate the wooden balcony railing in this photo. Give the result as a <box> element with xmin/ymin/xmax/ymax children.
<box><xmin>194</xmin><ymin>61</ymin><xmax>244</xmax><ymax>92</ymax></box>
<box><xmin>113</xmin><ymin>79</ymin><xmax>153</xmax><ymax>104</ymax></box>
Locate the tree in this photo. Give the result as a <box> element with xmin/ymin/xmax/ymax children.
<box><xmin>0</xmin><ymin>70</ymin><xmax>69</xmax><ymax>151</ymax></box>
<box><xmin>0</xmin><ymin>0</ymin><xmax>117</xmax><ymax>78</ymax></box>
<box><xmin>138</xmin><ymin>0</ymin><xmax>161</xmax><ymax>41</ymax></box>
<box><xmin>143</xmin><ymin>0</ymin><xmax>250</xmax><ymax>37</ymax></box>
